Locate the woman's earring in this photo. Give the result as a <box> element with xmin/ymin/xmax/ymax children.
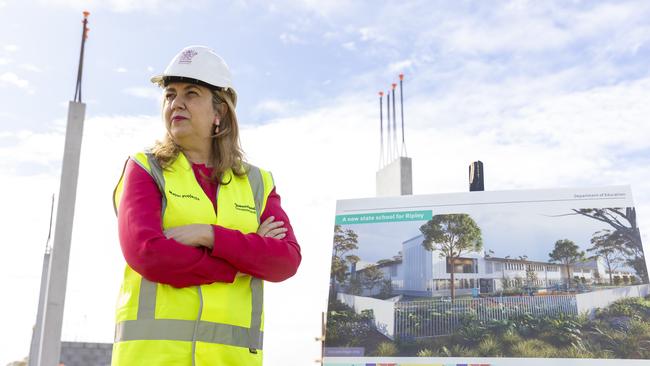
<box><xmin>213</xmin><ymin>116</ymin><xmax>220</xmax><ymax>134</ymax></box>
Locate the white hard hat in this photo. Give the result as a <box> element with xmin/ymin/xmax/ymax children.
<box><xmin>151</xmin><ymin>45</ymin><xmax>237</xmax><ymax>105</ymax></box>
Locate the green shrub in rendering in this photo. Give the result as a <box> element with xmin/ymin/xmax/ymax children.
<box><xmin>325</xmin><ymin>299</ymin><xmax>372</xmax><ymax>347</ymax></box>
<box><xmin>374</xmin><ymin>342</ymin><xmax>398</xmax><ymax>356</ymax></box>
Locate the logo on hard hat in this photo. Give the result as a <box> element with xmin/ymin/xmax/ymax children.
<box><xmin>179</xmin><ymin>49</ymin><xmax>198</xmax><ymax>64</ymax></box>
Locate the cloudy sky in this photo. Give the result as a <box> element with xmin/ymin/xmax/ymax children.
<box><xmin>2</xmin><ymin>0</ymin><xmax>650</xmax><ymax>365</ymax></box>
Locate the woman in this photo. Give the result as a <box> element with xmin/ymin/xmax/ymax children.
<box><xmin>111</xmin><ymin>45</ymin><xmax>301</xmax><ymax>366</ymax></box>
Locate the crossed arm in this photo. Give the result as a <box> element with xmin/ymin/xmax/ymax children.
<box><xmin>117</xmin><ymin>160</ymin><xmax>302</xmax><ymax>288</ymax></box>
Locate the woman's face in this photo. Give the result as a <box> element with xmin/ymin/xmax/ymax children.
<box><xmin>163</xmin><ymin>81</ymin><xmax>216</xmax><ymax>147</ymax></box>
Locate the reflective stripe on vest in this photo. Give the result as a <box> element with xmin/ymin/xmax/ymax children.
<box><xmin>115</xmin><ymin>318</ymin><xmax>263</xmax><ymax>349</ymax></box>
<box><xmin>113</xmin><ymin>152</ymin><xmax>269</xmax><ymax>357</ymax></box>
<box><xmin>115</xmin><ymin>278</ymin><xmax>265</xmax><ymax>350</ymax></box>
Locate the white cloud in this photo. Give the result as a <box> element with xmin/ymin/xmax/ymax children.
<box><xmin>0</xmin><ymin>129</ymin><xmax>64</xmax><ymax>169</ymax></box>
<box><xmin>0</xmin><ymin>72</ymin><xmax>30</xmax><ymax>90</ymax></box>
<box><xmin>0</xmin><ymin>57</ymin><xmax>12</xmax><ymax>65</ymax></box>
<box><xmin>274</xmin><ymin>0</ymin><xmax>358</xmax><ymax>18</ymax></box>
<box><xmin>40</xmin><ymin>0</ymin><xmax>206</xmax><ymax>13</ymax></box>
<box><xmin>597</xmin><ymin>24</ymin><xmax>650</xmax><ymax>55</ymax></box>
<box><xmin>115</xmin><ymin>67</ymin><xmax>128</xmax><ymax>73</ymax></box>
<box><xmin>19</xmin><ymin>64</ymin><xmax>43</xmax><ymax>72</ymax></box>
<box><xmin>359</xmin><ymin>26</ymin><xmax>389</xmax><ymax>43</ymax></box>
<box><xmin>4</xmin><ymin>44</ymin><xmax>18</xmax><ymax>52</ymax></box>
<box><xmin>408</xmin><ymin>1</ymin><xmax>650</xmax><ymax>58</ymax></box>
<box><xmin>341</xmin><ymin>41</ymin><xmax>356</xmax><ymax>51</ymax></box>
<box><xmin>252</xmin><ymin>98</ymin><xmax>298</xmax><ymax>117</ymax></box>
<box><xmin>123</xmin><ymin>86</ymin><xmax>160</xmax><ymax>100</ymax></box>
<box><xmin>387</xmin><ymin>59</ymin><xmax>413</xmax><ymax>74</ymax></box>
<box><xmin>573</xmin><ymin>1</ymin><xmax>649</xmax><ymax>36</ymax></box>
<box><xmin>146</xmin><ymin>66</ymin><xmax>154</xmax><ymax>72</ymax></box>
<box><xmin>279</xmin><ymin>32</ymin><xmax>305</xmax><ymax>45</ymax></box>
<box><xmin>440</xmin><ymin>12</ymin><xmax>570</xmax><ymax>54</ymax></box>
<box><xmin>322</xmin><ymin>31</ymin><xmax>339</xmax><ymax>40</ymax></box>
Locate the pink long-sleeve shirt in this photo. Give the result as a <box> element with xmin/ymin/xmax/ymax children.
<box><xmin>117</xmin><ymin>159</ymin><xmax>301</xmax><ymax>288</ymax></box>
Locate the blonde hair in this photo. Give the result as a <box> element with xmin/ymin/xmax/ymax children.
<box><xmin>151</xmin><ymin>88</ymin><xmax>246</xmax><ymax>184</ymax></box>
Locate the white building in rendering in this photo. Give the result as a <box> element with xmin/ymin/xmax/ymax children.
<box><xmin>351</xmin><ymin>234</ymin><xmax>639</xmax><ymax>297</ymax></box>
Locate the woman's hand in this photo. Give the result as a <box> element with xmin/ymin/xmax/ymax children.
<box><xmin>165</xmin><ymin>216</ymin><xmax>287</xmax><ymax>250</ymax></box>
<box><xmin>257</xmin><ymin>216</ymin><xmax>287</xmax><ymax>239</ymax></box>
<box><xmin>164</xmin><ymin>224</ymin><xmax>214</xmax><ymax>249</ymax></box>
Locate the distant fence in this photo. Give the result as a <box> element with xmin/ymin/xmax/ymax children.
<box><xmin>394</xmin><ymin>295</ymin><xmax>578</xmax><ymax>338</ymax></box>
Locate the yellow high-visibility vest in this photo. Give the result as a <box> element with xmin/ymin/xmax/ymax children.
<box><xmin>111</xmin><ymin>151</ymin><xmax>274</xmax><ymax>366</ymax></box>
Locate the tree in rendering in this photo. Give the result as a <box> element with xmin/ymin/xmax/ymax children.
<box><xmin>570</xmin><ymin>207</ymin><xmax>647</xmax><ymax>282</ymax></box>
<box><xmin>361</xmin><ymin>264</ymin><xmax>385</xmax><ymax>293</ymax></box>
<box><xmin>331</xmin><ymin>225</ymin><xmax>360</xmax><ymax>285</ymax></box>
<box><xmin>379</xmin><ymin>279</ymin><xmax>393</xmax><ymax>297</ymax></box>
<box><xmin>548</xmin><ymin>239</ymin><xmax>585</xmax><ymax>288</ymax></box>
<box><xmin>587</xmin><ymin>229</ymin><xmax>628</xmax><ymax>285</ymax></box>
<box><xmin>420</xmin><ymin>214</ymin><xmax>483</xmax><ymax>300</ymax></box>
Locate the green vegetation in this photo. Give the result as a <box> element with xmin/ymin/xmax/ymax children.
<box><xmin>596</xmin><ymin>296</ymin><xmax>650</xmax><ymax>320</ymax></box>
<box><xmin>476</xmin><ymin>338</ymin><xmax>502</xmax><ymax>357</ymax></box>
<box><xmin>361</xmin><ymin>264</ymin><xmax>385</xmax><ymax>293</ymax></box>
<box><xmin>510</xmin><ymin>339</ymin><xmax>558</xmax><ymax>358</ymax></box>
<box><xmin>374</xmin><ymin>341</ymin><xmax>398</xmax><ymax>356</ymax></box>
<box><xmin>330</xmin><ymin>295</ymin><xmax>650</xmax><ymax>358</ymax></box>
<box><xmin>331</xmin><ymin>225</ymin><xmax>359</xmax><ymax>286</ymax></box>
<box><xmin>378</xmin><ymin>279</ymin><xmax>394</xmax><ymax>298</ymax></box>
<box><xmin>548</xmin><ymin>239</ymin><xmax>585</xmax><ymax>287</ymax></box>
<box><xmin>416</xmin><ymin>348</ymin><xmax>434</xmax><ymax>356</ymax></box>
<box><xmin>324</xmin><ymin>299</ymin><xmax>373</xmax><ymax>347</ymax></box>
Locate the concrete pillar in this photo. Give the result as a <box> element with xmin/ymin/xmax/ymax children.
<box><xmin>376</xmin><ymin>157</ymin><xmax>412</xmax><ymax>197</ymax></box>
<box><xmin>37</xmin><ymin>101</ymin><xmax>86</xmax><ymax>366</ymax></box>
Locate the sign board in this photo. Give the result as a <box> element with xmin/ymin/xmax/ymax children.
<box><xmin>324</xmin><ymin>186</ymin><xmax>649</xmax><ymax>366</ymax></box>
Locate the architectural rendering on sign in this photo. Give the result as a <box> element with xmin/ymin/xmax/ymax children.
<box><xmin>325</xmin><ymin>187</ymin><xmax>650</xmax><ymax>362</ymax></box>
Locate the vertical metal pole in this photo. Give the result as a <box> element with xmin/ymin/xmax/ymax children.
<box><xmin>386</xmin><ymin>90</ymin><xmax>391</xmax><ymax>162</ymax></box>
<box><xmin>399</xmin><ymin>74</ymin><xmax>406</xmax><ymax>157</ymax></box>
<box><xmin>73</xmin><ymin>12</ymin><xmax>89</xmax><ymax>103</ymax></box>
<box><xmin>38</xmin><ymin>101</ymin><xmax>86</xmax><ymax>366</ymax></box>
<box><xmin>315</xmin><ymin>311</ymin><xmax>324</xmax><ymax>365</ymax></box>
<box><xmin>391</xmin><ymin>83</ymin><xmax>397</xmax><ymax>158</ymax></box>
<box><xmin>378</xmin><ymin>92</ymin><xmax>384</xmax><ymax>168</ymax></box>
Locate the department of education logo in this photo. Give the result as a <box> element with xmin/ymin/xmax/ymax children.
<box><xmin>234</xmin><ymin>202</ymin><xmax>256</xmax><ymax>214</ymax></box>
<box><xmin>179</xmin><ymin>49</ymin><xmax>198</xmax><ymax>64</ymax></box>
